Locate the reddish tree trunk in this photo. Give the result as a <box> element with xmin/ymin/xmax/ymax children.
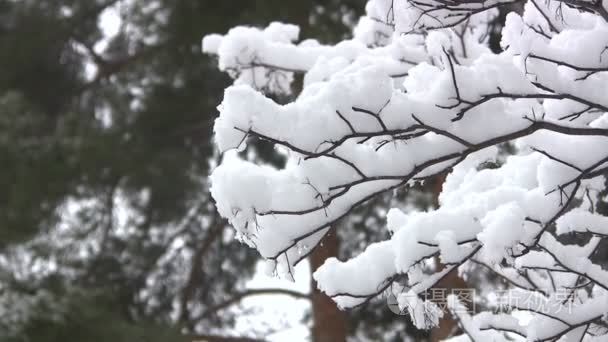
<box><xmin>430</xmin><ymin>174</ymin><xmax>469</xmax><ymax>342</ymax></box>
<box><xmin>309</xmin><ymin>227</ymin><xmax>348</xmax><ymax>342</ymax></box>
<box><xmin>430</xmin><ymin>268</ymin><xmax>469</xmax><ymax>341</ymax></box>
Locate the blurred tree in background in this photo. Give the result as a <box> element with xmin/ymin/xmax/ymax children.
<box><xmin>0</xmin><ymin>0</ymin><xmax>437</xmax><ymax>341</ymax></box>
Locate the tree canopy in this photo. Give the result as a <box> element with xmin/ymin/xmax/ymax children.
<box><xmin>205</xmin><ymin>0</ymin><xmax>608</xmax><ymax>340</ymax></box>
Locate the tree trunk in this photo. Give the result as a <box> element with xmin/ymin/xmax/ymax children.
<box><xmin>309</xmin><ymin>227</ymin><xmax>348</xmax><ymax>342</ymax></box>
<box><xmin>429</xmin><ymin>267</ymin><xmax>469</xmax><ymax>341</ymax></box>
<box><xmin>430</xmin><ymin>174</ymin><xmax>469</xmax><ymax>342</ymax></box>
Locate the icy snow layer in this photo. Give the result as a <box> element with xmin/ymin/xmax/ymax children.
<box><xmin>205</xmin><ymin>0</ymin><xmax>608</xmax><ymax>339</ymax></box>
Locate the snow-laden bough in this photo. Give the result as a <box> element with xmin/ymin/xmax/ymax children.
<box><xmin>204</xmin><ymin>0</ymin><xmax>608</xmax><ymax>339</ymax></box>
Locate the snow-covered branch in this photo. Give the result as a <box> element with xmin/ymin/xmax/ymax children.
<box><xmin>204</xmin><ymin>0</ymin><xmax>608</xmax><ymax>339</ymax></box>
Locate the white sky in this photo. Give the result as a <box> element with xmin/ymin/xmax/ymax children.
<box><xmin>240</xmin><ymin>261</ymin><xmax>311</xmax><ymax>341</ymax></box>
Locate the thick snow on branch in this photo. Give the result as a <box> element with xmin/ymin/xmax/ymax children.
<box><xmin>205</xmin><ymin>0</ymin><xmax>608</xmax><ymax>339</ymax></box>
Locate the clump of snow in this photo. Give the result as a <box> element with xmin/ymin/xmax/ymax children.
<box><xmin>204</xmin><ymin>1</ymin><xmax>608</xmax><ymax>340</ymax></box>
<box><xmin>478</xmin><ymin>202</ymin><xmax>526</xmax><ymax>264</ymax></box>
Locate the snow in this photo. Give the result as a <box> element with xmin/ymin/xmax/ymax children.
<box><xmin>477</xmin><ymin>202</ymin><xmax>526</xmax><ymax>264</ymax></box>
<box><xmin>313</xmin><ymin>240</ymin><xmax>396</xmax><ymax>308</ymax></box>
<box><xmin>556</xmin><ymin>208</ymin><xmax>608</xmax><ymax>235</ymax></box>
<box><xmin>399</xmin><ymin>290</ymin><xmax>444</xmax><ymax>329</ymax></box>
<box><xmin>235</xmin><ymin>261</ymin><xmax>311</xmax><ymax>342</ymax></box>
<box><xmin>204</xmin><ymin>0</ymin><xmax>608</xmax><ymax>340</ymax></box>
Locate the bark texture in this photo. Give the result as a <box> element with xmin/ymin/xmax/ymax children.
<box><xmin>309</xmin><ymin>227</ymin><xmax>348</xmax><ymax>342</ymax></box>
